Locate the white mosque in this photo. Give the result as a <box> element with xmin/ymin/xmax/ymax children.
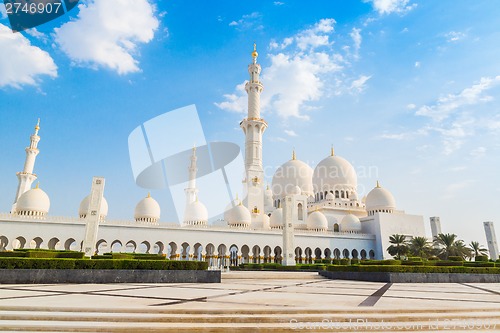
<box><xmin>0</xmin><ymin>45</ymin><xmax>426</xmax><ymax>265</ymax></box>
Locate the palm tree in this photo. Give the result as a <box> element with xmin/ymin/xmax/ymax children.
<box><xmin>409</xmin><ymin>236</ymin><xmax>432</xmax><ymax>258</ymax></box>
<box><xmin>433</xmin><ymin>233</ymin><xmax>471</xmax><ymax>260</ymax></box>
<box><xmin>468</xmin><ymin>241</ymin><xmax>488</xmax><ymax>260</ymax></box>
<box><xmin>387</xmin><ymin>234</ymin><xmax>408</xmax><ymax>260</ymax></box>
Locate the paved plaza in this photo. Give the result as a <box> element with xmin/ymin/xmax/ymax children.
<box><xmin>0</xmin><ymin>272</ymin><xmax>499</xmax><ymax>331</ymax></box>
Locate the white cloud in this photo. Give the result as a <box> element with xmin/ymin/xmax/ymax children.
<box><xmin>284</xmin><ymin>129</ymin><xmax>297</xmax><ymax>137</ymax></box>
<box><xmin>416</xmin><ymin>76</ymin><xmax>500</xmax><ymax>122</ymax></box>
<box><xmin>442</xmin><ymin>179</ymin><xmax>475</xmax><ymax>200</ymax></box>
<box><xmin>274</xmin><ymin>1</ymin><xmax>285</xmax><ymax>5</ymax></box>
<box><xmin>414</xmin><ymin>61</ymin><xmax>421</xmax><ymax>68</ymax></box>
<box><xmin>25</xmin><ymin>28</ymin><xmax>47</xmax><ymax>43</ymax></box>
<box><xmin>350</xmin><ymin>28</ymin><xmax>361</xmax><ymax>58</ymax></box>
<box><xmin>379</xmin><ymin>133</ymin><xmax>408</xmax><ymax>140</ymax></box>
<box><xmin>217</xmin><ymin>18</ymin><xmax>348</xmax><ymax>120</ymax></box>
<box><xmin>350</xmin><ymin>75</ymin><xmax>371</xmax><ymax>93</ymax></box>
<box><xmin>406</xmin><ymin>103</ymin><xmax>416</xmax><ymax>109</ymax></box>
<box><xmin>228</xmin><ymin>12</ymin><xmax>263</xmax><ymax>30</ymax></box>
<box><xmin>54</xmin><ymin>0</ymin><xmax>159</xmax><ymax>75</ymax></box>
<box><xmin>470</xmin><ymin>146</ymin><xmax>486</xmax><ymax>158</ymax></box>
<box><xmin>446</xmin><ymin>31</ymin><xmax>466</xmax><ymax>42</ymax></box>
<box><xmin>365</xmin><ymin>0</ymin><xmax>417</xmax><ymax>15</ymax></box>
<box><xmin>214</xmin><ymin>82</ymin><xmax>247</xmax><ymax>114</ymax></box>
<box><xmin>0</xmin><ymin>24</ymin><xmax>57</xmax><ymax>89</ymax></box>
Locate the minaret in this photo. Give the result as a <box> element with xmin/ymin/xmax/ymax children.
<box><xmin>12</xmin><ymin>119</ymin><xmax>41</xmax><ymax>213</ymax></box>
<box><xmin>184</xmin><ymin>146</ymin><xmax>199</xmax><ymax>206</ymax></box>
<box><xmin>240</xmin><ymin>43</ymin><xmax>267</xmax><ymax>226</ymax></box>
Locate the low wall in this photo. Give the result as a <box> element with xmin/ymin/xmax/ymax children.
<box><xmin>319</xmin><ymin>271</ymin><xmax>500</xmax><ymax>283</ymax></box>
<box><xmin>0</xmin><ymin>269</ymin><xmax>221</xmax><ymax>284</ymax></box>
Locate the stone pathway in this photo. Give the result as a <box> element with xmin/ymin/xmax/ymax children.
<box><xmin>0</xmin><ymin>271</ymin><xmax>499</xmax><ymax>331</ymax></box>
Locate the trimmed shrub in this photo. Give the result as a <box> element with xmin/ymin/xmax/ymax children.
<box><xmin>475</xmin><ymin>255</ymin><xmax>488</xmax><ymax>262</ymax></box>
<box><xmin>331</xmin><ymin>259</ymin><xmax>341</xmax><ymax>265</ymax></box>
<box><xmin>428</xmin><ymin>256</ymin><xmax>440</xmax><ymax>261</ymax></box>
<box><xmin>464</xmin><ymin>261</ymin><xmax>495</xmax><ymax>268</ymax></box>
<box><xmin>326</xmin><ymin>264</ymin><xmax>500</xmax><ymax>274</ymax></box>
<box><xmin>402</xmin><ymin>261</ymin><xmax>424</xmax><ymax>266</ymax></box>
<box><xmin>448</xmin><ymin>256</ymin><xmax>463</xmax><ymax>262</ymax></box>
<box><xmin>359</xmin><ymin>260</ymin><xmax>401</xmax><ymax>266</ymax></box>
<box><xmin>0</xmin><ymin>258</ymin><xmax>207</xmax><ymax>270</ymax></box>
<box><xmin>91</xmin><ymin>255</ymin><xmax>113</xmax><ymax>260</ymax></box>
<box><xmin>407</xmin><ymin>257</ymin><xmax>422</xmax><ymax>262</ymax></box>
<box><xmin>321</xmin><ymin>259</ymin><xmax>332</xmax><ymax>264</ymax></box>
<box><xmin>0</xmin><ymin>251</ymin><xmax>26</xmax><ymax>258</ymax></box>
<box><xmin>434</xmin><ymin>261</ymin><xmax>463</xmax><ymax>267</ymax></box>
<box><xmin>111</xmin><ymin>253</ymin><xmax>134</xmax><ymax>260</ymax></box>
<box><xmin>339</xmin><ymin>259</ymin><xmax>350</xmax><ymax>265</ymax></box>
<box><xmin>263</xmin><ymin>263</ymin><xmax>278</xmax><ymax>269</ymax></box>
<box><xmin>351</xmin><ymin>259</ymin><xmax>360</xmax><ymax>265</ymax></box>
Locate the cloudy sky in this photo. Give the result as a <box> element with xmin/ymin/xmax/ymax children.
<box><xmin>1</xmin><ymin>0</ymin><xmax>499</xmax><ymax>246</ymax></box>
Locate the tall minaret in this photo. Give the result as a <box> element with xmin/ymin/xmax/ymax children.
<box><xmin>12</xmin><ymin>119</ymin><xmax>41</xmax><ymax>213</ymax></box>
<box><xmin>240</xmin><ymin>43</ymin><xmax>267</xmax><ymax>227</ymax></box>
<box><xmin>184</xmin><ymin>146</ymin><xmax>198</xmax><ymax>206</ymax></box>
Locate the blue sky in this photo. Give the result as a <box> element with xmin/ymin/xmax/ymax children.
<box><xmin>1</xmin><ymin>0</ymin><xmax>499</xmax><ymax>246</ymax></box>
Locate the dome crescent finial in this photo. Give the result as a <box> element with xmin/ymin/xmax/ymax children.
<box><xmin>376</xmin><ymin>180</ymin><xmax>381</xmax><ymax>188</ymax></box>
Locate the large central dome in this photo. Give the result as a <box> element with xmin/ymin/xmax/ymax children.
<box><xmin>313</xmin><ymin>149</ymin><xmax>357</xmax><ymax>193</ymax></box>
<box><xmin>272</xmin><ymin>151</ymin><xmax>313</xmax><ymax>198</ymax></box>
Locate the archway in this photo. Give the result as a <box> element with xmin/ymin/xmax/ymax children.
<box><xmin>138</xmin><ymin>241</ymin><xmax>151</xmax><ymax>254</ymax></box>
<box><xmin>125</xmin><ymin>241</ymin><xmax>137</xmax><ymax>253</ymax></box>
<box><xmin>229</xmin><ymin>244</ymin><xmax>239</xmax><ymax>266</ymax></box>
<box><xmin>13</xmin><ymin>237</ymin><xmax>26</xmax><ymax>249</ymax></box>
<box><xmin>64</xmin><ymin>238</ymin><xmax>78</xmax><ymax>251</ymax></box>
<box><xmin>360</xmin><ymin>249</ymin><xmax>367</xmax><ymax>260</ymax></box>
<box><xmin>251</xmin><ymin>245</ymin><xmax>261</xmax><ymax>264</ymax></box>
<box><xmin>324</xmin><ymin>248</ymin><xmax>332</xmax><ymax>260</ymax></box>
<box><xmin>274</xmin><ymin>246</ymin><xmax>282</xmax><ymax>264</ymax></box>
<box><xmin>217</xmin><ymin>244</ymin><xmax>227</xmax><ymax>267</ymax></box>
<box><xmin>351</xmin><ymin>249</ymin><xmax>359</xmax><ymax>259</ymax></box>
<box><xmin>181</xmin><ymin>242</ymin><xmax>191</xmax><ymax>260</ymax></box>
<box><xmin>305</xmin><ymin>247</ymin><xmax>313</xmax><ymax>264</ymax></box>
<box><xmin>205</xmin><ymin>243</ymin><xmax>215</xmax><ymax>266</ymax></box>
<box><xmin>295</xmin><ymin>247</ymin><xmax>303</xmax><ymax>263</ymax></box>
<box><xmin>241</xmin><ymin>245</ymin><xmax>250</xmax><ymax>264</ymax></box>
<box><xmin>342</xmin><ymin>248</ymin><xmax>350</xmax><ymax>259</ymax></box>
<box><xmin>193</xmin><ymin>243</ymin><xmax>203</xmax><ymax>261</ymax></box>
<box><xmin>369</xmin><ymin>250</ymin><xmax>375</xmax><ymax>259</ymax></box>
<box><xmin>30</xmin><ymin>237</ymin><xmax>43</xmax><ymax>249</ymax></box>
<box><xmin>263</xmin><ymin>245</ymin><xmax>271</xmax><ymax>263</ymax></box>
<box><xmin>96</xmin><ymin>239</ymin><xmax>108</xmax><ymax>254</ymax></box>
<box><xmin>168</xmin><ymin>242</ymin><xmax>178</xmax><ymax>260</ymax></box>
<box><xmin>314</xmin><ymin>247</ymin><xmax>322</xmax><ymax>262</ymax></box>
<box><xmin>153</xmin><ymin>242</ymin><xmax>164</xmax><ymax>255</ymax></box>
<box><xmin>0</xmin><ymin>236</ymin><xmax>8</xmax><ymax>251</ymax></box>
<box><xmin>110</xmin><ymin>240</ymin><xmax>123</xmax><ymax>253</ymax></box>
<box><xmin>333</xmin><ymin>248</ymin><xmax>341</xmax><ymax>260</ymax></box>
<box><xmin>48</xmin><ymin>238</ymin><xmax>60</xmax><ymax>250</ymax></box>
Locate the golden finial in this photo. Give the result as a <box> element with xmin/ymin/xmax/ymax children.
<box><xmin>195</xmin><ymin>194</ymin><xmax>199</xmax><ymax>202</ymax></box>
<box><xmin>376</xmin><ymin>180</ymin><xmax>381</xmax><ymax>188</ymax></box>
<box><xmin>331</xmin><ymin>145</ymin><xmax>335</xmax><ymax>156</ymax></box>
<box><xmin>252</xmin><ymin>42</ymin><xmax>258</xmax><ymax>58</ymax></box>
<box><xmin>292</xmin><ymin>149</ymin><xmax>296</xmax><ymax>160</ymax></box>
<box><xmin>238</xmin><ymin>200</ymin><xmax>243</xmax><ymax>206</ymax></box>
<box><xmin>266</xmin><ymin>184</ymin><xmax>270</xmax><ymax>190</ymax></box>
<box><xmin>235</xmin><ymin>193</ymin><xmax>239</xmax><ymax>201</ymax></box>
<box><xmin>278</xmin><ymin>201</ymin><xmax>282</xmax><ymax>208</ymax></box>
<box><xmin>147</xmin><ymin>192</ymin><xmax>151</xmax><ymax>198</ymax></box>
<box><xmin>35</xmin><ymin>182</ymin><xmax>40</xmax><ymax>189</ymax></box>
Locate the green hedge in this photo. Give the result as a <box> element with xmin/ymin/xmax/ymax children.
<box><xmin>326</xmin><ymin>264</ymin><xmax>500</xmax><ymax>274</ymax></box>
<box><xmin>475</xmin><ymin>255</ymin><xmax>488</xmax><ymax>262</ymax></box>
<box><xmin>435</xmin><ymin>261</ymin><xmax>463</xmax><ymax>267</ymax></box>
<box><xmin>448</xmin><ymin>256</ymin><xmax>463</xmax><ymax>262</ymax></box>
<box><xmin>359</xmin><ymin>260</ymin><xmax>401</xmax><ymax>265</ymax></box>
<box><xmin>401</xmin><ymin>261</ymin><xmax>424</xmax><ymax>266</ymax></box>
<box><xmin>407</xmin><ymin>257</ymin><xmax>422</xmax><ymax>262</ymax></box>
<box><xmin>6</xmin><ymin>250</ymin><xmax>85</xmax><ymax>259</ymax></box>
<box><xmin>0</xmin><ymin>251</ymin><xmax>26</xmax><ymax>258</ymax></box>
<box><xmin>0</xmin><ymin>258</ymin><xmax>207</xmax><ymax>270</ymax></box>
<box><xmin>464</xmin><ymin>261</ymin><xmax>495</xmax><ymax>268</ymax></box>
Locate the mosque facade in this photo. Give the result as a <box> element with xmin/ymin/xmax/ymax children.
<box><xmin>0</xmin><ymin>46</ymin><xmax>426</xmax><ymax>265</ymax></box>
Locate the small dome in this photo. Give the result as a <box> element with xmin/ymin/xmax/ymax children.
<box><xmin>270</xmin><ymin>208</ymin><xmax>283</xmax><ymax>229</ymax></box>
<box><xmin>79</xmin><ymin>194</ymin><xmax>108</xmax><ymax>219</ymax></box>
<box><xmin>16</xmin><ymin>186</ymin><xmax>50</xmax><ymax>217</ymax></box>
<box><xmin>340</xmin><ymin>214</ymin><xmax>362</xmax><ymax>232</ymax></box>
<box><xmin>228</xmin><ymin>203</ymin><xmax>251</xmax><ymax>227</ymax></box>
<box><xmin>224</xmin><ymin>197</ymin><xmax>240</xmax><ymax>222</ymax></box>
<box><xmin>326</xmin><ymin>192</ymin><xmax>335</xmax><ymax>200</ymax></box>
<box><xmin>313</xmin><ymin>150</ymin><xmax>357</xmax><ymax>192</ymax></box>
<box><xmin>134</xmin><ymin>194</ymin><xmax>160</xmax><ymax>223</ymax></box>
<box><xmin>365</xmin><ymin>181</ymin><xmax>396</xmax><ymax>214</ymax></box>
<box><xmin>307</xmin><ymin>211</ymin><xmax>328</xmax><ymax>231</ymax></box>
<box><xmin>272</xmin><ymin>153</ymin><xmax>314</xmax><ymax>198</ymax></box>
<box><xmin>184</xmin><ymin>200</ymin><xmax>208</xmax><ymax>225</ymax></box>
